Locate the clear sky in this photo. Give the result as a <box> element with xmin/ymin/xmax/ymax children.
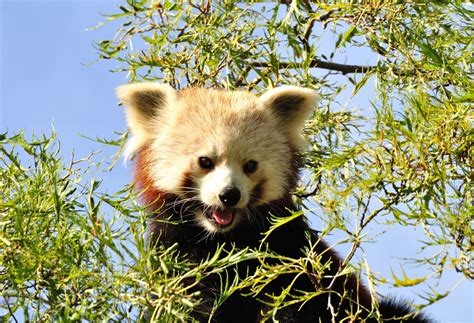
<box><xmin>0</xmin><ymin>1</ymin><xmax>472</xmax><ymax>322</ymax></box>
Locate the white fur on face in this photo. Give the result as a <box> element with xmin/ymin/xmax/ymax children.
<box><xmin>198</xmin><ymin>164</ymin><xmax>250</xmax><ymax>208</ymax></box>
<box><xmin>142</xmin><ymin>89</ymin><xmax>294</xmax><ymax>206</ymax></box>
<box><xmin>146</xmin><ymin>102</ymin><xmax>293</xmax><ymax>233</ymax></box>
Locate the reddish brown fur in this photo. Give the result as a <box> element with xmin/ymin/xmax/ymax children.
<box><xmin>134</xmin><ymin>146</ymin><xmax>167</xmax><ymax>211</ymax></box>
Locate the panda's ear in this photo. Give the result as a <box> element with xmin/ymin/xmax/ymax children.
<box><xmin>259</xmin><ymin>86</ymin><xmax>318</xmax><ymax>149</ymax></box>
<box><xmin>116</xmin><ymin>82</ymin><xmax>177</xmax><ymax>157</ymax></box>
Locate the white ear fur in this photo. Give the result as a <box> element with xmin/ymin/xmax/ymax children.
<box><xmin>116</xmin><ymin>82</ymin><xmax>177</xmax><ymax>159</ymax></box>
<box><xmin>259</xmin><ymin>86</ymin><xmax>318</xmax><ymax>149</ymax></box>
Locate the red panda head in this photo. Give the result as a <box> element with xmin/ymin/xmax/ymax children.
<box><xmin>117</xmin><ymin>83</ymin><xmax>318</xmax><ymax>233</ymax></box>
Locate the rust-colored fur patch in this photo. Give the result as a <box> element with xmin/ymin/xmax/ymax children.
<box><xmin>134</xmin><ymin>146</ymin><xmax>166</xmax><ymax>211</ymax></box>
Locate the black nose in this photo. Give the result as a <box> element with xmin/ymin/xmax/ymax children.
<box><xmin>219</xmin><ymin>186</ymin><xmax>241</xmax><ymax>207</ymax></box>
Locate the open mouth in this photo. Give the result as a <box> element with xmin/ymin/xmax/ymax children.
<box><xmin>206</xmin><ymin>207</ymin><xmax>235</xmax><ymax>227</ymax></box>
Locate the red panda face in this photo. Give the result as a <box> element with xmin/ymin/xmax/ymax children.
<box><xmin>117</xmin><ymin>84</ymin><xmax>318</xmax><ymax>233</ymax></box>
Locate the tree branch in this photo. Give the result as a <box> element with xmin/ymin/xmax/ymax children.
<box><xmin>248</xmin><ymin>59</ymin><xmax>376</xmax><ymax>74</ymax></box>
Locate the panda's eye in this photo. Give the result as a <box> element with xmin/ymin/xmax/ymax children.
<box><xmin>243</xmin><ymin>160</ymin><xmax>258</xmax><ymax>174</ymax></box>
<box><xmin>198</xmin><ymin>156</ymin><xmax>214</xmax><ymax>169</ymax></box>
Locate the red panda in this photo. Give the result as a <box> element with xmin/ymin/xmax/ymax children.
<box><xmin>117</xmin><ymin>83</ymin><xmax>431</xmax><ymax>322</ymax></box>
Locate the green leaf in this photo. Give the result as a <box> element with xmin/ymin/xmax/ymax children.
<box><xmin>352</xmin><ymin>70</ymin><xmax>373</xmax><ymax>96</ymax></box>
<box><xmin>418</xmin><ymin>42</ymin><xmax>443</xmax><ymax>66</ymax></box>
<box><xmin>336</xmin><ymin>25</ymin><xmax>357</xmax><ymax>49</ymax></box>
<box><xmin>391</xmin><ymin>267</ymin><xmax>427</xmax><ymax>287</ymax></box>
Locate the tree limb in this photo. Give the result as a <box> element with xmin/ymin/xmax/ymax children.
<box><xmin>248</xmin><ymin>58</ymin><xmax>376</xmax><ymax>74</ymax></box>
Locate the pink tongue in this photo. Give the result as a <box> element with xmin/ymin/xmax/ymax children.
<box><xmin>212</xmin><ymin>208</ymin><xmax>233</xmax><ymax>226</ymax></box>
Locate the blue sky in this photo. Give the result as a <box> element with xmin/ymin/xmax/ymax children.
<box><xmin>1</xmin><ymin>0</ymin><xmax>129</xmax><ymax>193</ymax></box>
<box><xmin>0</xmin><ymin>1</ymin><xmax>472</xmax><ymax>322</ymax></box>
